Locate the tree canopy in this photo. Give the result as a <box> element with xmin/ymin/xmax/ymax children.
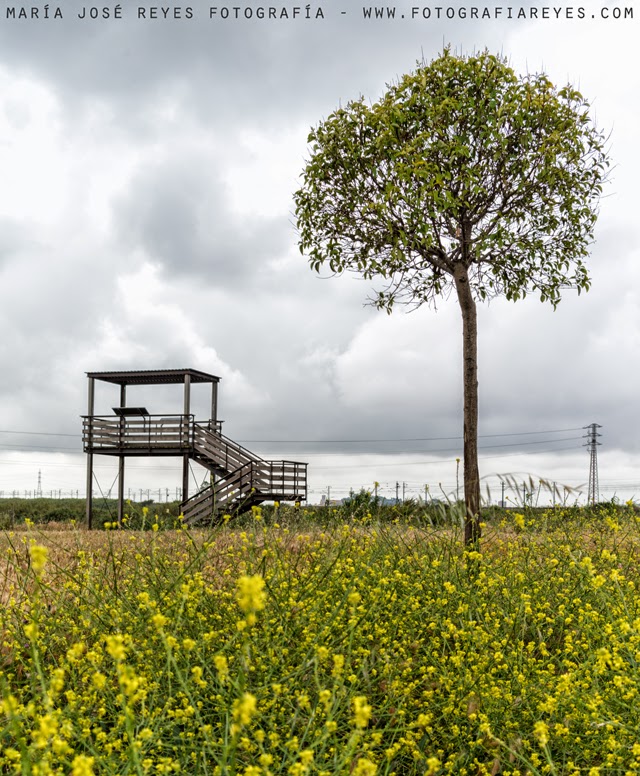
<box><xmin>295</xmin><ymin>49</ymin><xmax>608</xmax><ymax>309</ymax></box>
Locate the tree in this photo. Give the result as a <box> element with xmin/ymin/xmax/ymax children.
<box><xmin>294</xmin><ymin>49</ymin><xmax>609</xmax><ymax>544</ymax></box>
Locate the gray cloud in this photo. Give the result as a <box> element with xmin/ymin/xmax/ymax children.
<box><xmin>113</xmin><ymin>156</ymin><xmax>289</xmax><ymax>283</ymax></box>
<box><xmin>0</xmin><ymin>217</ymin><xmax>28</xmax><ymax>268</ymax></box>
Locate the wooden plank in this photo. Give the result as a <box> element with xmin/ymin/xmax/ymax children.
<box><xmin>197</xmin><ymin>440</ymin><xmax>249</xmax><ymax>461</ymax></box>
<box><xmin>87</xmin><ymin>428</ymin><xmax>186</xmax><ymax>438</ymax></box>
<box><xmin>86</xmin><ymin>424</ymin><xmax>118</xmax><ymax>433</ymax></box>
<box><xmin>187</xmin><ymin>492</ymin><xmax>213</xmax><ymax>509</ymax></box>
<box><xmin>196</xmin><ymin>446</ymin><xmax>251</xmax><ymax>471</ymax></box>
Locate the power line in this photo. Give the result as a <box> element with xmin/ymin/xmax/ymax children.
<box><xmin>0</xmin><ymin>443</ymin><xmax>80</xmax><ymax>452</ymax></box>
<box><xmin>0</xmin><ymin>425</ymin><xmax>586</xmax><ymax>444</ymax></box>
<box><xmin>0</xmin><ymin>458</ymin><xmax>189</xmax><ymax>471</ymax></box>
<box><xmin>0</xmin><ymin>434</ymin><xmax>586</xmax><ymax>469</ymax></box>
<box><xmin>240</xmin><ymin>427</ymin><xmax>585</xmax><ymax>443</ymax></box>
<box><xmin>0</xmin><ymin>429</ymin><xmax>583</xmax><ymax>468</ymax></box>
<box><xmin>263</xmin><ymin>436</ymin><xmax>583</xmax><ymax>458</ymax></box>
<box><xmin>0</xmin><ymin>434</ymin><xmax>583</xmax><ymax>457</ymax></box>
<box><xmin>312</xmin><ymin>444</ymin><xmax>583</xmax><ymax>469</ymax></box>
<box><xmin>0</xmin><ymin>429</ymin><xmax>78</xmax><ymax>437</ymax></box>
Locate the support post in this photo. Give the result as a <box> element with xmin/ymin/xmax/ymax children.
<box><xmin>211</xmin><ymin>380</ymin><xmax>218</xmax><ymax>429</ymax></box>
<box><xmin>182</xmin><ymin>457</ymin><xmax>189</xmax><ymax>504</ymax></box>
<box><xmin>182</xmin><ymin>374</ymin><xmax>191</xmax><ymax>503</ymax></box>
<box><xmin>118</xmin><ymin>384</ymin><xmax>126</xmax><ymax>527</ymax></box>
<box><xmin>184</xmin><ymin>373</ymin><xmax>191</xmax><ymax>416</ymax></box>
<box><xmin>85</xmin><ymin>377</ymin><xmax>95</xmax><ymax>529</ymax></box>
<box><xmin>118</xmin><ymin>458</ymin><xmax>125</xmax><ymax>526</ymax></box>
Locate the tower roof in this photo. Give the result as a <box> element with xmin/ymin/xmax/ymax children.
<box><xmin>86</xmin><ymin>368</ymin><xmax>221</xmax><ymax>385</ymax></box>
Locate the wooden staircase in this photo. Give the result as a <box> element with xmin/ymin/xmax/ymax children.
<box><xmin>182</xmin><ymin>425</ymin><xmax>307</xmax><ymax>525</ymax></box>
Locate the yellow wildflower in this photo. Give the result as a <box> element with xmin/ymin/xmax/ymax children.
<box><xmin>425</xmin><ymin>757</ymin><xmax>441</xmax><ymax>775</ymax></box>
<box><xmin>66</xmin><ymin>642</ymin><xmax>85</xmax><ymax>663</ymax></box>
<box><xmin>105</xmin><ymin>634</ymin><xmax>126</xmax><ymax>661</ymax></box>
<box><xmin>232</xmin><ymin>692</ymin><xmax>258</xmax><ymax>726</ymax></box>
<box><xmin>71</xmin><ymin>755</ymin><xmax>95</xmax><ymax>776</ymax></box>
<box><xmin>24</xmin><ymin>622</ymin><xmax>38</xmax><ymax>641</ymax></box>
<box><xmin>299</xmin><ymin>750</ymin><xmax>314</xmax><ymax>765</ymax></box>
<box><xmin>353</xmin><ymin>695</ymin><xmax>372</xmax><ymax>728</ymax></box>
<box><xmin>353</xmin><ymin>759</ymin><xmax>377</xmax><ymax>776</ymax></box>
<box><xmin>33</xmin><ymin>713</ymin><xmax>58</xmax><ymax>747</ymax></box>
<box><xmin>533</xmin><ymin>720</ymin><xmax>549</xmax><ymax>747</ymax></box>
<box><xmin>92</xmin><ymin>672</ymin><xmax>106</xmax><ymax>690</ymax></box>
<box><xmin>151</xmin><ymin>613</ymin><xmax>169</xmax><ymax>630</ymax></box>
<box><xmin>236</xmin><ymin>575</ymin><xmax>266</xmax><ymax>614</ymax></box>
<box><xmin>214</xmin><ymin>654</ymin><xmax>229</xmax><ymax>682</ymax></box>
<box><xmin>29</xmin><ymin>543</ymin><xmax>48</xmax><ymax>574</ymax></box>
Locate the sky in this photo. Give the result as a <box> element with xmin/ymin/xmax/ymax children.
<box><xmin>0</xmin><ymin>0</ymin><xmax>638</xmax><ymax>506</ymax></box>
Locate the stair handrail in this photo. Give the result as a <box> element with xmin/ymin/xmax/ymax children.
<box><xmin>192</xmin><ymin>423</ymin><xmax>264</xmax><ymax>468</ymax></box>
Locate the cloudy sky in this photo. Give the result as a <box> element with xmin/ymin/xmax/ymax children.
<box><xmin>0</xmin><ymin>0</ymin><xmax>638</xmax><ymax>505</ymax></box>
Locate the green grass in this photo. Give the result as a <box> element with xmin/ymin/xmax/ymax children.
<box><xmin>2</xmin><ymin>502</ymin><xmax>640</xmax><ymax>775</ymax></box>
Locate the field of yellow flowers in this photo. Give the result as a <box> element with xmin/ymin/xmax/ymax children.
<box><xmin>2</xmin><ymin>503</ymin><xmax>640</xmax><ymax>775</ymax></box>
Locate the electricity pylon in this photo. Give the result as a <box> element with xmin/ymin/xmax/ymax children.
<box><xmin>583</xmin><ymin>423</ymin><xmax>602</xmax><ymax>506</ymax></box>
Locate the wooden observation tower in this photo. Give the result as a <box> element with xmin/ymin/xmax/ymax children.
<box><xmin>82</xmin><ymin>369</ymin><xmax>307</xmax><ymax>528</ymax></box>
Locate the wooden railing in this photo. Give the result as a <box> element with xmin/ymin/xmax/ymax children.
<box><xmin>82</xmin><ymin>414</ymin><xmax>192</xmax><ymax>451</ymax></box>
<box><xmin>249</xmin><ymin>460</ymin><xmax>308</xmax><ymax>498</ymax></box>
<box><xmin>181</xmin><ymin>460</ymin><xmax>308</xmax><ymax>524</ymax></box>
<box><xmin>82</xmin><ymin>415</ymin><xmax>224</xmax><ymax>452</ymax></box>
<box><xmin>213</xmin><ymin>459</ymin><xmax>307</xmax><ymax>503</ymax></box>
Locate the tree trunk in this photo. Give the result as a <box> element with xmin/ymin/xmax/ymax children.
<box><xmin>453</xmin><ymin>262</ymin><xmax>481</xmax><ymax>546</ymax></box>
